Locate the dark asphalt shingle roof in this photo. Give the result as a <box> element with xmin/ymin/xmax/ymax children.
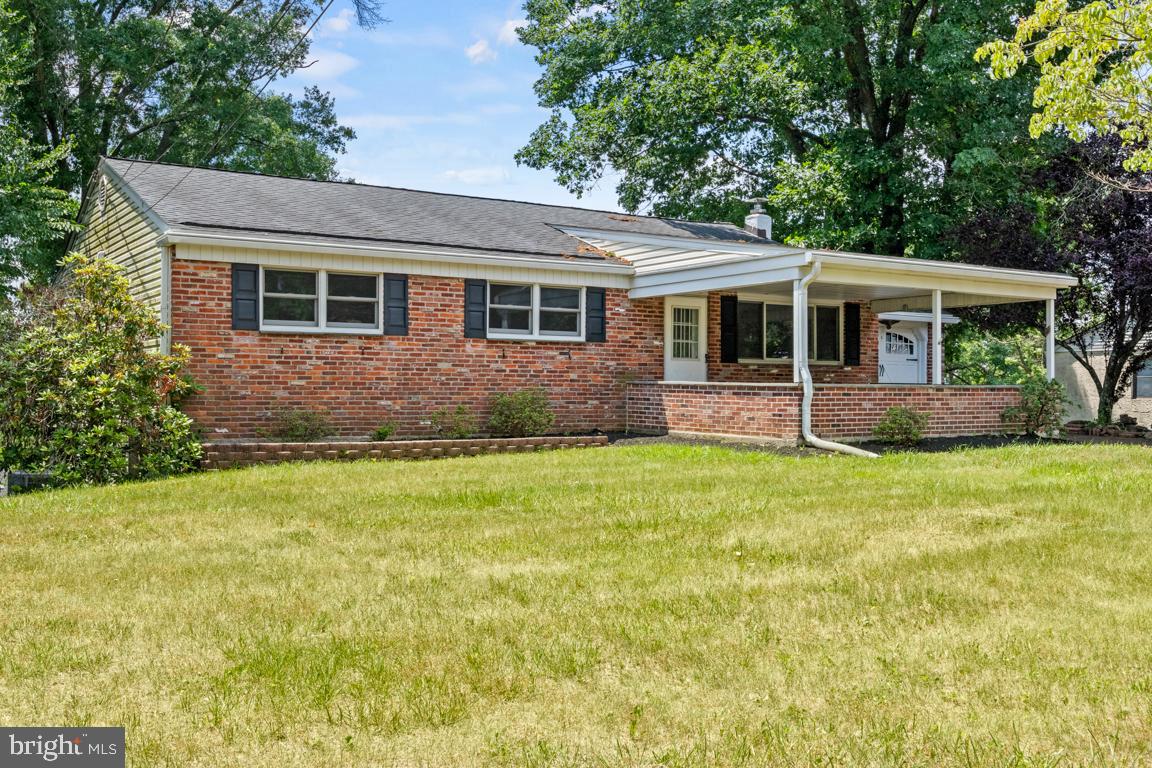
<box><xmin>104</xmin><ymin>158</ymin><xmax>771</xmax><ymax>262</ymax></box>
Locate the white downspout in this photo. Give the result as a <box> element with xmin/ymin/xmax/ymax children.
<box><xmin>796</xmin><ymin>259</ymin><xmax>879</xmax><ymax>458</ymax></box>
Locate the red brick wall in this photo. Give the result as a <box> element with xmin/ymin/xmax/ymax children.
<box><xmin>171</xmin><ymin>260</ymin><xmax>664</xmax><ymax>437</ymax></box>
<box><xmin>627</xmin><ymin>382</ymin><xmax>1021</xmax><ymax>441</ymax></box>
<box><xmin>705</xmin><ymin>293</ymin><xmax>880</xmax><ymax>384</ymax></box>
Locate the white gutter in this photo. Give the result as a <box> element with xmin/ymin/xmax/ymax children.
<box><xmin>796</xmin><ymin>258</ymin><xmax>879</xmax><ymax>459</ymax></box>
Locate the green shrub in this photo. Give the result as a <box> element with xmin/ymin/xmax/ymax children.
<box><xmin>430</xmin><ymin>405</ymin><xmax>476</xmax><ymax>439</ymax></box>
<box><xmin>0</xmin><ymin>254</ymin><xmax>202</xmax><ymax>485</ymax></box>
<box><xmin>489</xmin><ymin>388</ymin><xmax>556</xmax><ymax>437</ymax></box>
<box><xmin>1003</xmin><ymin>377</ymin><xmax>1066</xmax><ymax>436</ymax></box>
<box><xmin>872</xmin><ymin>407</ymin><xmax>929</xmax><ymax>447</ymax></box>
<box><xmin>259</xmin><ymin>409</ymin><xmax>334</xmax><ymax>442</ymax></box>
<box><xmin>371</xmin><ymin>422</ymin><xmax>396</xmax><ymax>441</ymax></box>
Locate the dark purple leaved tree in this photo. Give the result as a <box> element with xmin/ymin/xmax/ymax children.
<box><xmin>955</xmin><ymin>136</ymin><xmax>1152</xmax><ymax>424</ymax></box>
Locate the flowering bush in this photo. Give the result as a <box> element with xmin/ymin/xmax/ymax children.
<box><xmin>0</xmin><ymin>254</ymin><xmax>202</xmax><ymax>485</ymax></box>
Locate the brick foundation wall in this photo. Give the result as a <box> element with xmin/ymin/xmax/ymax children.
<box><xmin>705</xmin><ymin>294</ymin><xmax>880</xmax><ymax>384</ymax></box>
<box><xmin>172</xmin><ymin>260</ymin><xmax>664</xmax><ymax>438</ymax></box>
<box><xmin>627</xmin><ymin>382</ymin><xmax>1021</xmax><ymax>441</ymax></box>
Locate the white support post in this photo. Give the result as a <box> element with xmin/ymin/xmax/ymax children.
<box><xmin>1045</xmin><ymin>298</ymin><xmax>1056</xmax><ymax>381</ymax></box>
<box><xmin>931</xmin><ymin>289</ymin><xmax>943</xmax><ymax>385</ymax></box>
<box><xmin>792</xmin><ymin>278</ymin><xmax>804</xmax><ymax>383</ymax></box>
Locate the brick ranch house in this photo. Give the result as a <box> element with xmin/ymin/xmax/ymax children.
<box><xmin>73</xmin><ymin>158</ymin><xmax>1076</xmax><ymax>447</ymax></box>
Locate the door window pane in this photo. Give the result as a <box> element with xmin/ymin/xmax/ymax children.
<box><xmin>672</xmin><ymin>307</ymin><xmax>700</xmax><ymax>360</ymax></box>
<box><xmin>737</xmin><ymin>302</ymin><xmax>763</xmax><ymax>359</ymax></box>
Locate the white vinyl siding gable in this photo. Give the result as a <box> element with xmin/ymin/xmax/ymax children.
<box><xmin>73</xmin><ymin>174</ymin><xmax>167</xmax><ymax>349</ymax></box>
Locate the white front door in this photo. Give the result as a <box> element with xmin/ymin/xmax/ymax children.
<box><xmin>878</xmin><ymin>326</ymin><xmax>924</xmax><ymax>384</ymax></box>
<box><xmin>664</xmin><ymin>297</ymin><xmax>707</xmax><ymax>381</ymax></box>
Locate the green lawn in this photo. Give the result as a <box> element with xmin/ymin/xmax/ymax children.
<box><xmin>2</xmin><ymin>444</ymin><xmax>1151</xmax><ymax>767</ymax></box>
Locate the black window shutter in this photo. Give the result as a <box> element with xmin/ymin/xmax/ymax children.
<box><xmin>464</xmin><ymin>279</ymin><xmax>487</xmax><ymax>338</ymax></box>
<box><xmin>383</xmin><ymin>274</ymin><xmax>408</xmax><ymax>335</ymax></box>
<box><xmin>232</xmin><ymin>263</ymin><xmax>259</xmax><ymax>330</ymax></box>
<box><xmin>843</xmin><ymin>302</ymin><xmax>861</xmax><ymax>366</ymax></box>
<box><xmin>586</xmin><ymin>287</ymin><xmax>607</xmax><ymax>342</ymax></box>
<box><xmin>719</xmin><ymin>295</ymin><xmax>739</xmax><ymax>363</ymax></box>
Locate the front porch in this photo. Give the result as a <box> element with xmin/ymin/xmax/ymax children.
<box><xmin>567</xmin><ymin>225</ymin><xmax>1077</xmax><ymax>445</ymax></box>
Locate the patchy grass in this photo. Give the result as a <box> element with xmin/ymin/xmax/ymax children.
<box><xmin>1</xmin><ymin>444</ymin><xmax>1151</xmax><ymax>767</ymax></box>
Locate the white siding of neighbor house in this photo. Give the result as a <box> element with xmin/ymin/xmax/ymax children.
<box><xmin>173</xmin><ymin>242</ymin><xmax>634</xmax><ymax>289</ymax></box>
<box><xmin>72</xmin><ymin>175</ymin><xmax>168</xmax><ymax>349</ymax></box>
<box><xmin>1055</xmin><ymin>348</ymin><xmax>1152</xmax><ymax>425</ymax></box>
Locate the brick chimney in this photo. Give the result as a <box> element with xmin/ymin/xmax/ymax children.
<box><xmin>743</xmin><ymin>198</ymin><xmax>772</xmax><ymax>240</ymax></box>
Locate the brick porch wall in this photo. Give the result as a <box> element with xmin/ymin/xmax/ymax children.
<box><xmin>171</xmin><ymin>260</ymin><xmax>665</xmax><ymax>438</ymax></box>
<box><xmin>627</xmin><ymin>382</ymin><xmax>1021</xmax><ymax>441</ymax></box>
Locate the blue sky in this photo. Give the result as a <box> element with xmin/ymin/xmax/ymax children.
<box><xmin>282</xmin><ymin>0</ymin><xmax>623</xmax><ymax>210</ymax></box>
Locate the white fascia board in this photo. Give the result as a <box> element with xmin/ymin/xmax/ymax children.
<box><xmin>814</xmin><ymin>251</ymin><xmax>1077</xmax><ymax>289</ymax></box>
<box><xmin>630</xmin><ymin>265</ymin><xmax>804</xmax><ymax>299</ymax></box>
<box><xmin>160</xmin><ymin>229</ymin><xmax>635</xmax><ymax>277</ymax></box>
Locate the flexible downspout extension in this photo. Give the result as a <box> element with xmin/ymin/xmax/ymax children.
<box><xmin>797</xmin><ymin>260</ymin><xmax>880</xmax><ymax>459</ymax></box>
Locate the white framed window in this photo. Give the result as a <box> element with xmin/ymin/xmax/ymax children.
<box><xmin>261</xmin><ymin>267</ymin><xmax>382</xmax><ymax>333</ymax></box>
<box><xmin>487</xmin><ymin>282</ymin><xmax>585</xmax><ymax>341</ymax></box>
<box><xmin>736</xmin><ymin>298</ymin><xmax>841</xmax><ymax>363</ymax></box>
<box><xmin>1135</xmin><ymin>363</ymin><xmax>1152</xmax><ymax>398</ymax></box>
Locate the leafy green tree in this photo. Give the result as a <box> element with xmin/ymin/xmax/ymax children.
<box><xmin>0</xmin><ymin>254</ymin><xmax>202</xmax><ymax>484</ymax></box>
<box><xmin>517</xmin><ymin>0</ymin><xmax>1046</xmax><ymax>257</ymax></box>
<box><xmin>0</xmin><ymin>3</ymin><xmax>78</xmax><ymax>287</ymax></box>
<box><xmin>953</xmin><ymin>136</ymin><xmax>1152</xmax><ymax>424</ymax></box>
<box><xmin>0</xmin><ymin>0</ymin><xmax>381</xmax><ymax>279</ymax></box>
<box><xmin>978</xmin><ymin>0</ymin><xmax>1152</xmax><ymax>172</ymax></box>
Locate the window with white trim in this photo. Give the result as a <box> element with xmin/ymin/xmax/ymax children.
<box><xmin>1135</xmin><ymin>363</ymin><xmax>1152</xmax><ymax>398</ymax></box>
<box><xmin>487</xmin><ymin>282</ymin><xmax>584</xmax><ymax>340</ymax></box>
<box><xmin>261</xmin><ymin>268</ymin><xmax>381</xmax><ymax>332</ymax></box>
<box><xmin>736</xmin><ymin>299</ymin><xmax>841</xmax><ymax>362</ymax></box>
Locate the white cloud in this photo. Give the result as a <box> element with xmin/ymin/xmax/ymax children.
<box><xmin>319</xmin><ymin>8</ymin><xmax>355</xmax><ymax>36</ymax></box>
<box><xmin>443</xmin><ymin>166</ymin><xmax>511</xmax><ymax>186</ymax></box>
<box><xmin>497</xmin><ymin>19</ymin><xmax>526</xmax><ymax>46</ymax></box>
<box><xmin>465</xmin><ymin>38</ymin><xmax>497</xmax><ymax>64</ymax></box>
<box><xmin>301</xmin><ymin>48</ymin><xmax>359</xmax><ymax>80</ymax></box>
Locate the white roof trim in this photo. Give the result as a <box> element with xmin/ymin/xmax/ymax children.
<box><xmin>159</xmin><ymin>228</ymin><xmax>635</xmax><ymax>275</ymax></box>
<box><xmin>564</xmin><ymin>227</ymin><xmax>1078</xmax><ymax>298</ymax></box>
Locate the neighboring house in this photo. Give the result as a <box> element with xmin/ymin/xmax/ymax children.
<box><xmin>1055</xmin><ymin>345</ymin><xmax>1152</xmax><ymax>425</ymax></box>
<box><xmin>73</xmin><ymin>158</ymin><xmax>1076</xmax><ymax>443</ymax></box>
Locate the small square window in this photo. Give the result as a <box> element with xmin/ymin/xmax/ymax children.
<box><xmin>326</xmin><ymin>273</ymin><xmax>379</xmax><ymax>328</ymax></box>
<box><xmin>1135</xmin><ymin>364</ymin><xmax>1152</xmax><ymax>398</ymax></box>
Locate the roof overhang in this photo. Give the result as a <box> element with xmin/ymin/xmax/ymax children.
<box><xmin>159</xmin><ymin>227</ymin><xmax>635</xmax><ymax>276</ymax></box>
<box><xmin>561</xmin><ymin>228</ymin><xmax>1077</xmax><ymax>305</ymax></box>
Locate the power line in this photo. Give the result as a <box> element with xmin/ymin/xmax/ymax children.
<box><xmin>125</xmin><ymin>0</ymin><xmax>337</xmax><ymax>212</ymax></box>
